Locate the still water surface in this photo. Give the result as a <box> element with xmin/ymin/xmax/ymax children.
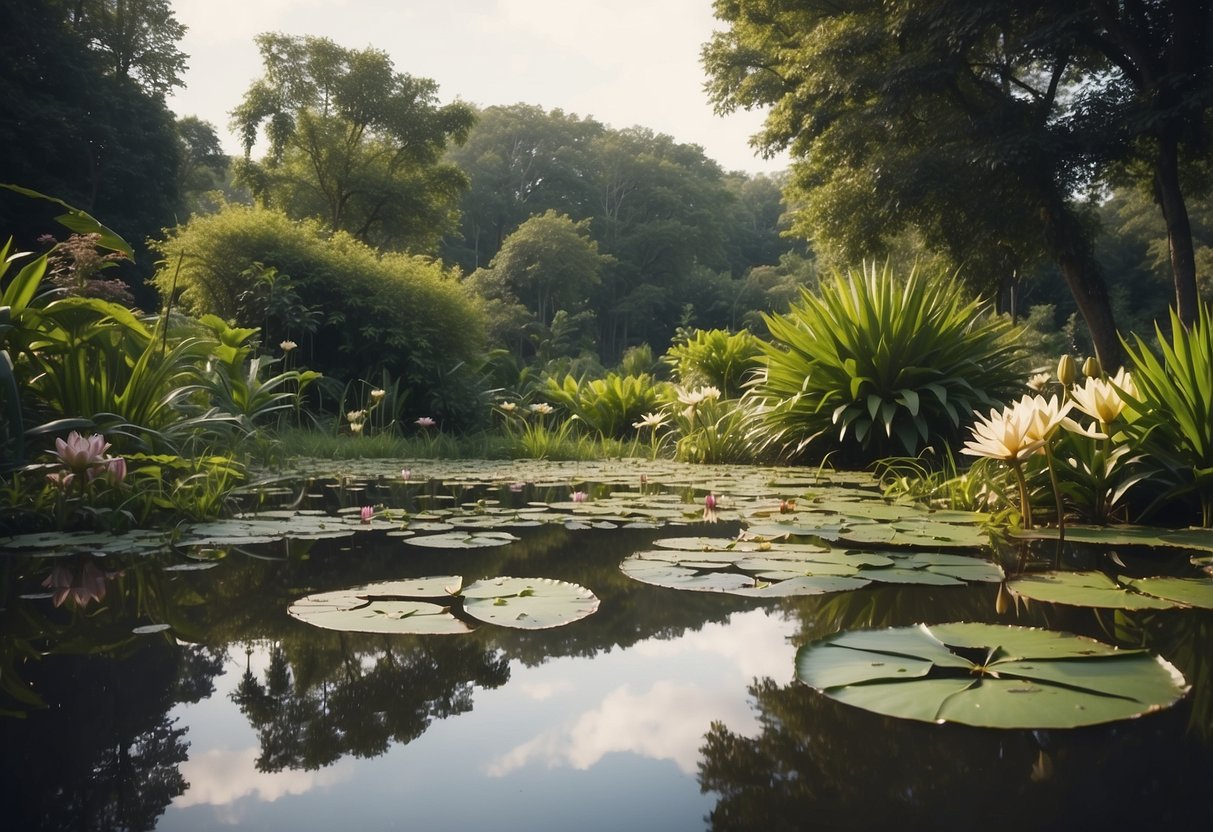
<box><xmin>3</xmin><ymin>470</ymin><xmax>1212</xmax><ymax>831</ymax></box>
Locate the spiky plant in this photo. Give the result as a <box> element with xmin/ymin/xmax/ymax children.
<box><xmin>749</xmin><ymin>262</ymin><xmax>1023</xmax><ymax>464</ymax></box>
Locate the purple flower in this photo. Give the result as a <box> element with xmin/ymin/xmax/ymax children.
<box><xmin>360</xmin><ymin>505</ymin><xmax>374</xmax><ymax>524</ymax></box>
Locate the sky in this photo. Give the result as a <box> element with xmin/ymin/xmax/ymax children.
<box><xmin>164</xmin><ymin>0</ymin><xmax>789</xmax><ymax>176</ymax></box>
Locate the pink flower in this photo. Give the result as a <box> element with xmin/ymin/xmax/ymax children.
<box><xmin>704</xmin><ymin>493</ymin><xmax>718</xmax><ymax>510</ymax></box>
<box><xmin>401</xmin><ymin>468</ymin><xmax>412</xmax><ymax>481</ymax></box>
<box><xmin>360</xmin><ymin>505</ymin><xmax>374</xmax><ymax>524</ymax></box>
<box><xmin>571</xmin><ymin>490</ymin><xmax>588</xmax><ymax>503</ymax></box>
<box><xmin>53</xmin><ymin>431</ymin><xmax>110</xmax><ymax>474</ymax></box>
<box><xmin>509</xmin><ymin>482</ymin><xmax>525</xmax><ymax>492</ymax></box>
<box><xmin>42</xmin><ymin>561</ymin><xmax>110</xmax><ymax>608</ymax></box>
<box><xmin>415</xmin><ymin>416</ymin><xmax>437</xmax><ymax>429</ymax></box>
<box><xmin>703</xmin><ymin>493</ymin><xmax>719</xmax><ymax>523</ymax></box>
<box><xmin>105</xmin><ymin>457</ymin><xmax>127</xmax><ymax>484</ymax></box>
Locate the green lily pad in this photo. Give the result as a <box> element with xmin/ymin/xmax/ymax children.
<box><xmin>1120</xmin><ymin>576</ymin><xmax>1213</xmax><ymax>609</ymax></box>
<box><xmin>132</xmin><ymin>623</ymin><xmax>172</xmax><ymax>635</ymax></box>
<box><xmin>403</xmin><ymin>531</ymin><xmax>520</xmax><ymax>549</ymax></box>
<box><xmin>619</xmin><ymin>545</ymin><xmax>1001</xmax><ymax>596</ymax></box>
<box><xmin>1011</xmin><ymin>525</ymin><xmax>1213</xmax><ymax>554</ymax></box>
<box><xmin>460</xmin><ymin>577</ymin><xmax>601</xmax><ymax>629</ymax></box>
<box><xmin>796</xmin><ymin>622</ymin><xmax>1188</xmax><ymax>728</ymax></box>
<box><xmin>288</xmin><ymin>575</ymin><xmax>599</xmax><ymax>633</ymax></box>
<box><xmin>1008</xmin><ymin>572</ymin><xmax>1180</xmax><ymax>610</ymax></box>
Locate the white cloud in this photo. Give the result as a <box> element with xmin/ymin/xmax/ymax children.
<box><xmin>485</xmin><ymin>679</ymin><xmax>755</xmax><ymax>777</ymax></box>
<box><xmin>173</xmin><ymin>747</ymin><xmax>352</xmax><ymax>810</ymax></box>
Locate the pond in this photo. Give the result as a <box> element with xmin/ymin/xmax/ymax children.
<box><xmin>2</xmin><ymin>459</ymin><xmax>1212</xmax><ymax>831</ymax></box>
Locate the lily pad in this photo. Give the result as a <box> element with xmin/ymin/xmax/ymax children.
<box><xmin>796</xmin><ymin>622</ymin><xmax>1188</xmax><ymax>728</ymax></box>
<box><xmin>1008</xmin><ymin>572</ymin><xmax>1181</xmax><ymax>610</ymax></box>
<box><xmin>1120</xmin><ymin>576</ymin><xmax>1213</xmax><ymax>609</ymax></box>
<box><xmin>403</xmin><ymin>531</ymin><xmax>520</xmax><ymax>549</ymax></box>
<box><xmin>1011</xmin><ymin>525</ymin><xmax>1213</xmax><ymax>554</ymax></box>
<box><xmin>460</xmin><ymin>577</ymin><xmax>601</xmax><ymax>629</ymax></box>
<box><xmin>619</xmin><ymin>545</ymin><xmax>1001</xmax><ymax>596</ymax></box>
<box><xmin>288</xmin><ymin>575</ymin><xmax>599</xmax><ymax>633</ymax></box>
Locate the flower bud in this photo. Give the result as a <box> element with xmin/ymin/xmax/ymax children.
<box><xmin>1056</xmin><ymin>355</ymin><xmax>1077</xmax><ymax>386</ymax></box>
<box><xmin>1082</xmin><ymin>356</ymin><xmax>1102</xmax><ymax>379</ymax></box>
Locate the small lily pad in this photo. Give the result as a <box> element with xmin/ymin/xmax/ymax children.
<box><xmin>796</xmin><ymin>622</ymin><xmax>1188</xmax><ymax>728</ymax></box>
<box><xmin>132</xmin><ymin>624</ymin><xmax>172</xmax><ymax>635</ymax></box>
<box><xmin>461</xmin><ymin>577</ymin><xmax>600</xmax><ymax>629</ymax></box>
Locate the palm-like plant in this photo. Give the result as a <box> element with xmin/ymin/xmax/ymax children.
<box><xmin>664</xmin><ymin>328</ymin><xmax>764</xmax><ymax>398</ymax></box>
<box><xmin>1122</xmin><ymin>304</ymin><xmax>1213</xmax><ymax>526</ymax></box>
<box><xmin>750</xmin><ymin>262</ymin><xmax>1023</xmax><ymax>464</ymax></box>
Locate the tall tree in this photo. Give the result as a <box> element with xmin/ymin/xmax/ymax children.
<box><xmin>68</xmin><ymin>0</ymin><xmax>188</xmax><ymax>97</ymax></box>
<box><xmin>704</xmin><ymin>0</ymin><xmax>1213</xmax><ymax>365</ymax></box>
<box><xmin>232</xmin><ymin>34</ymin><xmax>476</xmax><ymax>254</ymax></box>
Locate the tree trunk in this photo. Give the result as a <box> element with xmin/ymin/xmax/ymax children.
<box><xmin>1155</xmin><ymin>131</ymin><xmax>1200</xmax><ymax>325</ymax></box>
<box><xmin>1039</xmin><ymin>200</ymin><xmax>1124</xmax><ymax>369</ymax></box>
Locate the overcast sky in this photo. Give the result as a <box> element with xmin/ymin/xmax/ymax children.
<box><xmin>164</xmin><ymin>0</ymin><xmax>789</xmax><ymax>175</ymax></box>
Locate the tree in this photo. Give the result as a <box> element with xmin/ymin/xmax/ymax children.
<box><xmin>703</xmin><ymin>1</ymin><xmax>1213</xmax><ymax>366</ymax></box>
<box><xmin>472</xmin><ymin>210</ymin><xmax>611</xmax><ymax>329</ymax></box>
<box><xmin>174</xmin><ymin>116</ymin><xmax>228</xmax><ymax>215</ymax></box>
<box><xmin>68</xmin><ymin>0</ymin><xmax>188</xmax><ymax>97</ymax></box>
<box><xmin>443</xmin><ymin>104</ymin><xmax>604</xmax><ymax>271</ymax></box>
<box><xmin>232</xmin><ymin>33</ymin><xmax>476</xmax><ymax>254</ymax></box>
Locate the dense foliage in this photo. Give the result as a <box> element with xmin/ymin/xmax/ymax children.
<box><xmin>152</xmin><ymin>204</ymin><xmax>487</xmax><ymax>427</ymax></box>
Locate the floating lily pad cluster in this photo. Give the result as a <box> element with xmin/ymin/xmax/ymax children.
<box><xmin>796</xmin><ymin>622</ymin><xmax>1189</xmax><ymax>728</ymax></box>
<box><xmin>288</xmin><ymin>575</ymin><xmax>600</xmax><ymax>634</ymax></box>
<box><xmin>621</xmin><ymin>538</ymin><xmax>1003</xmax><ymax>597</ymax></box>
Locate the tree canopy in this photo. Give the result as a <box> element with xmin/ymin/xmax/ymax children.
<box><xmin>703</xmin><ymin>0</ymin><xmax>1213</xmax><ymax>366</ymax></box>
<box><xmin>232</xmin><ymin>33</ymin><xmax>476</xmax><ymax>254</ymax></box>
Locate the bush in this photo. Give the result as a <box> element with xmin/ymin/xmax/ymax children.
<box><xmin>152</xmin><ymin>204</ymin><xmax>487</xmax><ymax>428</ymax></box>
<box><xmin>541</xmin><ymin>372</ymin><xmax>669</xmax><ymax>439</ymax></box>
<box><xmin>750</xmin><ymin>262</ymin><xmax>1023</xmax><ymax>464</ymax></box>
<box><xmin>1123</xmin><ymin>304</ymin><xmax>1213</xmax><ymax>526</ymax></box>
<box><xmin>664</xmin><ymin>328</ymin><xmax>764</xmax><ymax>398</ymax></box>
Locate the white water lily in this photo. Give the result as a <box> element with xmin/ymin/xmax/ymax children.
<box><xmin>529</xmin><ymin>402</ymin><xmax>554</xmax><ymax>416</ymax></box>
<box><xmin>1027</xmin><ymin>372</ymin><xmax>1050</xmax><ymax>392</ymax></box>
<box><xmin>962</xmin><ymin>404</ymin><xmax>1044</xmax><ymax>462</ymax></box>
<box><xmin>1070</xmin><ymin>368</ymin><xmax>1136</xmax><ymax>425</ymax></box>
<box><xmin>632</xmin><ymin>411</ymin><xmax>668</xmax><ymax>430</ymax></box>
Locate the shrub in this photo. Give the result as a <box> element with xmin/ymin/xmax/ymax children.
<box><xmin>152</xmin><ymin>203</ymin><xmax>487</xmax><ymax>428</ymax></box>
<box><xmin>541</xmin><ymin>372</ymin><xmax>669</xmax><ymax>439</ymax></box>
<box><xmin>664</xmin><ymin>328</ymin><xmax>764</xmax><ymax>398</ymax></box>
<box><xmin>1122</xmin><ymin>304</ymin><xmax>1213</xmax><ymax>526</ymax></box>
<box><xmin>750</xmin><ymin>262</ymin><xmax>1023</xmax><ymax>464</ymax></box>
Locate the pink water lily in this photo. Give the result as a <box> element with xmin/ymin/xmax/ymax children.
<box><xmin>415</xmin><ymin>416</ymin><xmax>437</xmax><ymax>429</ymax></box>
<box><xmin>360</xmin><ymin>505</ymin><xmax>374</xmax><ymax>524</ymax></box>
<box><xmin>571</xmin><ymin>490</ymin><xmax>588</xmax><ymax>503</ymax></box>
<box><xmin>42</xmin><ymin>561</ymin><xmax>111</xmax><ymax>608</ymax></box>
<box><xmin>53</xmin><ymin>431</ymin><xmax>110</xmax><ymax>475</ymax></box>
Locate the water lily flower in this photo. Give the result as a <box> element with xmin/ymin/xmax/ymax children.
<box><xmin>94</xmin><ymin>456</ymin><xmax>127</xmax><ymax>484</ymax></box>
<box><xmin>415</xmin><ymin>416</ymin><xmax>437</xmax><ymax>429</ymax></box>
<box><xmin>677</xmin><ymin>386</ymin><xmax>719</xmax><ymax>407</ymax></box>
<box><xmin>962</xmin><ymin>404</ymin><xmax>1044</xmax><ymax>462</ymax></box>
<box><xmin>350</xmin><ymin>422</ymin><xmax>364</xmax><ymax>435</ymax></box>
<box><xmin>509</xmin><ymin>482</ymin><xmax>525</xmax><ymax>492</ymax></box>
<box><xmin>53</xmin><ymin>431</ymin><xmax>110</xmax><ymax>475</ymax></box>
<box><xmin>632</xmin><ymin>411</ymin><xmax>669</xmax><ymax>430</ymax></box>
<box><xmin>42</xmin><ymin>561</ymin><xmax>110</xmax><ymax>608</ymax></box>
<box><xmin>346</xmin><ymin>409</ymin><xmax>367</xmax><ymax>423</ymax></box>
<box><xmin>401</xmin><ymin>468</ymin><xmax>412</xmax><ymax>480</ymax></box>
<box><xmin>360</xmin><ymin>505</ymin><xmax>374</xmax><ymax>524</ymax></box>
<box><xmin>529</xmin><ymin>403</ymin><xmax>554</xmax><ymax>416</ymax></box>
<box><xmin>571</xmin><ymin>490</ymin><xmax>588</xmax><ymax>503</ymax></box>
<box><xmin>779</xmin><ymin>498</ymin><xmax>797</xmax><ymax>514</ymax></box>
<box><xmin>703</xmin><ymin>492</ymin><xmax>719</xmax><ymax>523</ymax></box>
<box><xmin>280</xmin><ymin>340</ymin><xmax>298</xmax><ymax>353</ymax></box>
<box><xmin>1027</xmin><ymin>372</ymin><xmax>1051</xmax><ymax>392</ymax></box>
<box><xmin>1057</xmin><ymin>354</ymin><xmax>1078</xmax><ymax>386</ymax></box>
<box><xmin>1070</xmin><ymin>369</ymin><xmax>1136</xmax><ymax>425</ymax></box>
<box><xmin>370</xmin><ymin>388</ymin><xmax>386</xmax><ymax>401</ymax></box>
<box><xmin>498</xmin><ymin>401</ymin><xmax>517</xmax><ymax>413</ymax></box>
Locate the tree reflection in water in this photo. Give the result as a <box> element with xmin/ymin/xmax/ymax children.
<box><xmin>231</xmin><ymin>636</ymin><xmax>511</xmax><ymax>772</ymax></box>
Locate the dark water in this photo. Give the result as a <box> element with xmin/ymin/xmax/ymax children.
<box><xmin>2</xmin><ymin>481</ymin><xmax>1212</xmax><ymax>831</ymax></box>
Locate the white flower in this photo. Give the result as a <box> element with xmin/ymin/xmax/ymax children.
<box><xmin>529</xmin><ymin>403</ymin><xmax>554</xmax><ymax>416</ymax></box>
<box><xmin>632</xmin><ymin>411</ymin><xmax>669</xmax><ymax>430</ymax></box>
<box><xmin>962</xmin><ymin>403</ymin><xmax>1044</xmax><ymax>462</ymax></box>
<box><xmin>370</xmin><ymin>388</ymin><xmax>386</xmax><ymax>401</ymax></box>
<box><xmin>280</xmin><ymin>340</ymin><xmax>298</xmax><ymax>352</ymax></box>
<box><xmin>1027</xmin><ymin>372</ymin><xmax>1050</xmax><ymax>392</ymax></box>
<box><xmin>1070</xmin><ymin>368</ymin><xmax>1135</xmax><ymax>424</ymax></box>
<box><xmin>346</xmin><ymin>409</ymin><xmax>367</xmax><ymax>423</ymax></box>
<box><xmin>498</xmin><ymin>401</ymin><xmax>517</xmax><ymax>412</ymax></box>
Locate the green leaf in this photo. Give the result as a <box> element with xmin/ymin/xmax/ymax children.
<box><xmin>796</xmin><ymin>622</ymin><xmax>1188</xmax><ymax>728</ymax></box>
<box><xmin>1007</xmin><ymin>571</ymin><xmax>1177</xmax><ymax>610</ymax></box>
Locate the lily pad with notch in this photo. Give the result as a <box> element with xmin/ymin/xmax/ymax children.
<box><xmin>288</xmin><ymin>574</ymin><xmax>600</xmax><ymax>634</ymax></box>
<box><xmin>796</xmin><ymin>621</ymin><xmax>1188</xmax><ymax>728</ymax></box>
